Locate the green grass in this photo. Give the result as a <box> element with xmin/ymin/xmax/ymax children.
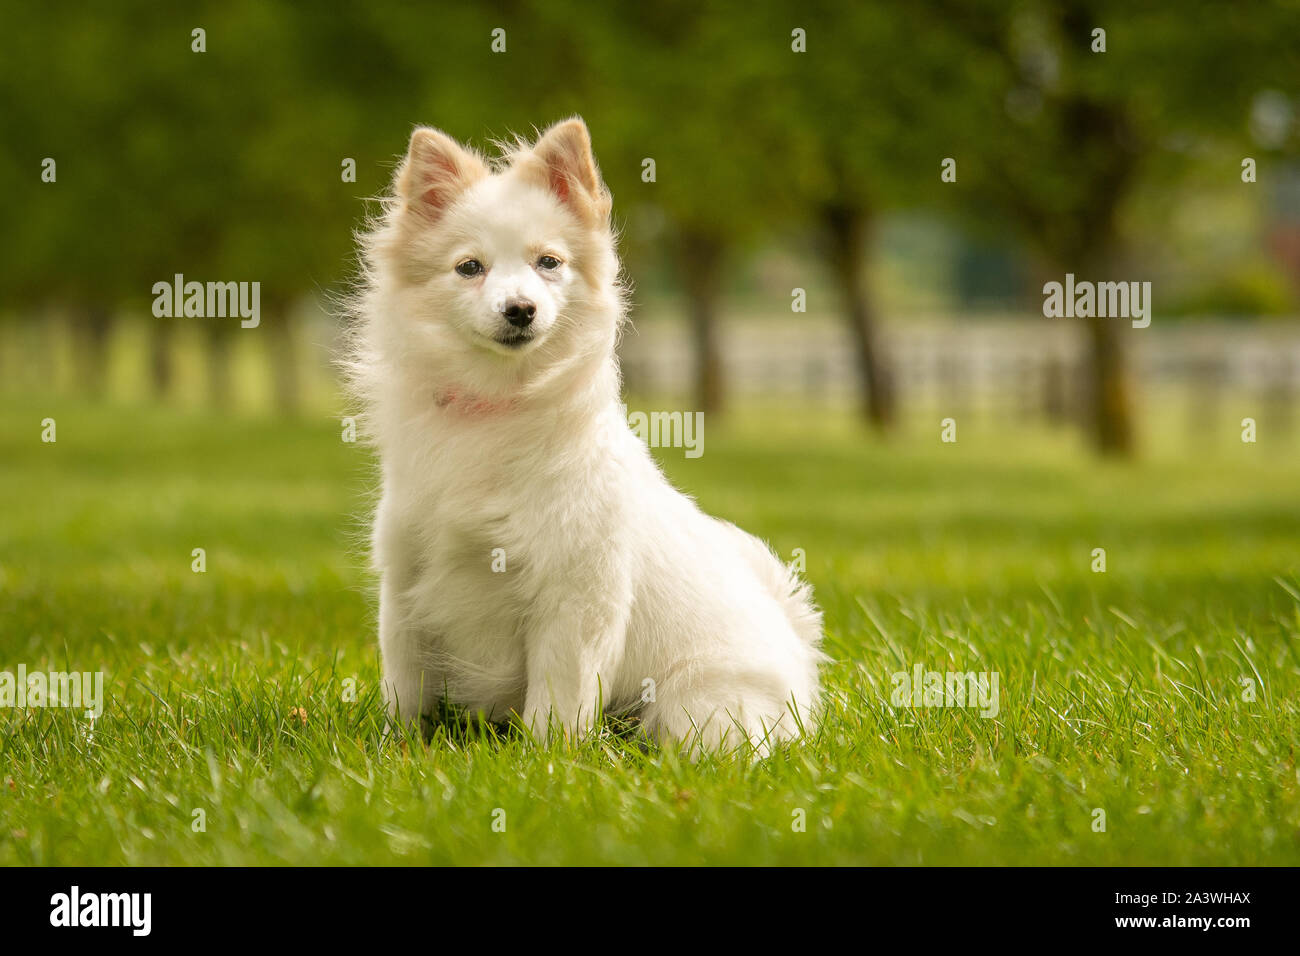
<box><xmin>2</xmin><ymin>395</ymin><xmax>1299</xmax><ymax>865</ymax></box>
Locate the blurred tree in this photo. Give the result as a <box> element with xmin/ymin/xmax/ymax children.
<box><xmin>568</xmin><ymin>1</ymin><xmax>796</xmax><ymax>416</ymax></box>
<box><xmin>768</xmin><ymin>2</ymin><xmax>986</xmax><ymax>431</ymax></box>
<box><xmin>5</xmin><ymin>0</ymin><xmax>1295</xmax><ymax>434</ymax></box>
<box><xmin>934</xmin><ymin>0</ymin><xmax>1300</xmax><ymax>454</ymax></box>
<box><xmin>0</xmin><ymin>5</ymin><xmax>145</xmax><ymax>397</ymax></box>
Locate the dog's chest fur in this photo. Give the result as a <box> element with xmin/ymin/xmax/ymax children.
<box><xmin>378</xmin><ymin>407</ymin><xmax>614</xmax><ymax>715</ymax></box>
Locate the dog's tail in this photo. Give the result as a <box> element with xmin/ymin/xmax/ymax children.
<box><xmin>725</xmin><ymin>521</ymin><xmax>824</xmax><ymax>653</ymax></box>
<box><xmin>767</xmin><ymin>555</ymin><xmax>825</xmax><ymax>654</ymax></box>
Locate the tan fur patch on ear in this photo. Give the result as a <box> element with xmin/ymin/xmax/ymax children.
<box><xmin>396</xmin><ymin>127</ymin><xmax>488</xmax><ymax>221</ymax></box>
<box><xmin>518</xmin><ymin>118</ymin><xmax>612</xmax><ymax>227</ymax></box>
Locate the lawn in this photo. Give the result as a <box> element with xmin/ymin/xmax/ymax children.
<box><xmin>2</xmin><ymin>395</ymin><xmax>1299</xmax><ymax>865</ymax></box>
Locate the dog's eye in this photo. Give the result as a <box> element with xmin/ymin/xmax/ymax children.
<box><xmin>536</xmin><ymin>255</ymin><xmax>561</xmax><ymax>271</ymax></box>
<box><xmin>455</xmin><ymin>259</ymin><xmax>484</xmax><ymax>278</ymax></box>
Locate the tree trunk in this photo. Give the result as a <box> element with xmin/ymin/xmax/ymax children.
<box><xmin>149</xmin><ymin>315</ymin><xmax>174</xmax><ymax>399</ymax></box>
<box><xmin>0</xmin><ymin>319</ymin><xmax>12</xmax><ymax>392</ymax></box>
<box><xmin>72</xmin><ymin>306</ymin><xmax>113</xmax><ymax>398</ymax></box>
<box><xmin>1069</xmin><ymin>209</ymin><xmax>1138</xmax><ymax>458</ymax></box>
<box><xmin>207</xmin><ymin>323</ymin><xmax>233</xmax><ymax>409</ymax></box>
<box><xmin>266</xmin><ymin>302</ymin><xmax>300</xmax><ymax>417</ymax></box>
<box><xmin>677</xmin><ymin>229</ymin><xmax>725</xmax><ymax>416</ymax></box>
<box><xmin>1062</xmin><ymin>4</ymin><xmax>1138</xmax><ymax>457</ymax></box>
<box><xmin>823</xmin><ymin>203</ymin><xmax>894</xmax><ymax>430</ymax></box>
<box><xmin>31</xmin><ymin>307</ymin><xmax>57</xmax><ymax>392</ymax></box>
<box><xmin>1084</xmin><ymin>313</ymin><xmax>1135</xmax><ymax>455</ymax></box>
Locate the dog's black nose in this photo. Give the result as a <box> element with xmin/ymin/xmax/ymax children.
<box><xmin>503</xmin><ymin>298</ymin><xmax>536</xmax><ymax>328</ymax></box>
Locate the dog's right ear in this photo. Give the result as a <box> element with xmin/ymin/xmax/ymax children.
<box><xmin>396</xmin><ymin>128</ymin><xmax>487</xmax><ymax>220</ymax></box>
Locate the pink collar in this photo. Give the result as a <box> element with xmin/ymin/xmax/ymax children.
<box><xmin>434</xmin><ymin>386</ymin><xmax>518</xmax><ymax>417</ymax></box>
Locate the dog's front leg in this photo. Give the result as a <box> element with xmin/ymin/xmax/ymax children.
<box><xmin>519</xmin><ymin>597</ymin><xmax>627</xmax><ymax>744</ymax></box>
<box><xmin>378</xmin><ymin>575</ymin><xmax>438</xmax><ymax>729</ymax></box>
<box><xmin>374</xmin><ymin>504</ymin><xmax>439</xmax><ymax>731</ymax></box>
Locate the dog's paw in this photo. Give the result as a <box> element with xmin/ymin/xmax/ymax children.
<box><xmin>516</xmin><ymin>705</ymin><xmax>597</xmax><ymax>746</ymax></box>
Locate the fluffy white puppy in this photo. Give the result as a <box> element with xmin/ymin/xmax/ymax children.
<box><xmin>345</xmin><ymin>117</ymin><xmax>824</xmax><ymax>754</ymax></box>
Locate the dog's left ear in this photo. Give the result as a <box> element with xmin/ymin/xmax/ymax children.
<box><xmin>521</xmin><ymin>118</ymin><xmax>611</xmax><ymax>226</ymax></box>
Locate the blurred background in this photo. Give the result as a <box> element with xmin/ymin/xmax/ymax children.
<box><xmin>1</xmin><ymin>0</ymin><xmax>1298</xmax><ymax>456</ymax></box>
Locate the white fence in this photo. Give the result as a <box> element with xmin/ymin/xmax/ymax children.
<box><xmin>619</xmin><ymin>316</ymin><xmax>1300</xmax><ymax>422</ymax></box>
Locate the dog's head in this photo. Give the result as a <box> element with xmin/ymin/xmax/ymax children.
<box><xmin>370</xmin><ymin>118</ymin><xmax>620</xmax><ymax>395</ymax></box>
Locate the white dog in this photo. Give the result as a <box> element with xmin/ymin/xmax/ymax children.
<box><xmin>344</xmin><ymin>117</ymin><xmax>824</xmax><ymax>754</ymax></box>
